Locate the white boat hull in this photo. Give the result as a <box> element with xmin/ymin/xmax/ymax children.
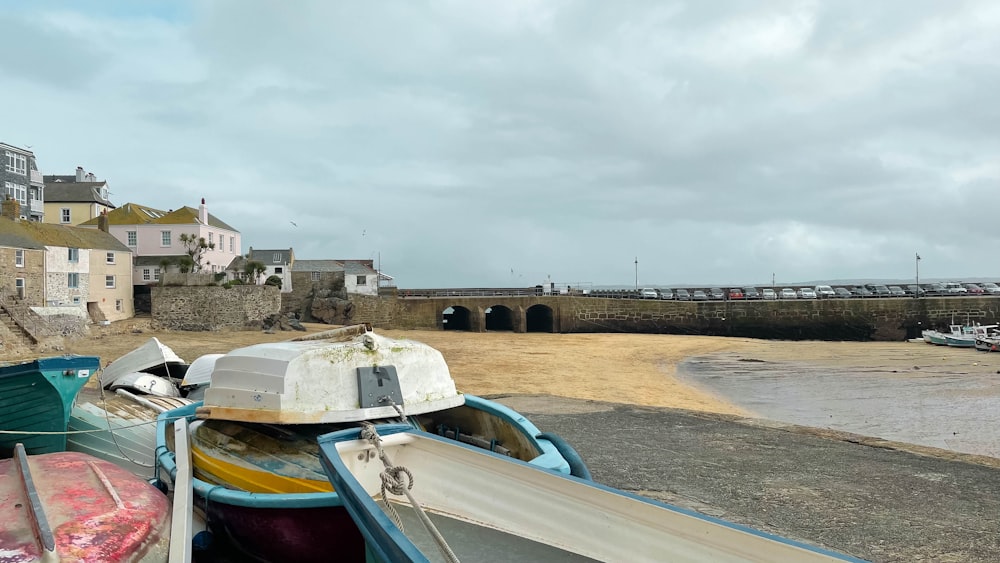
<box><xmin>320</xmin><ymin>428</ymin><xmax>864</xmax><ymax>563</ymax></box>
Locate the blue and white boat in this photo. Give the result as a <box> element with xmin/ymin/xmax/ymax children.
<box><xmin>318</xmin><ymin>424</ymin><xmax>869</xmax><ymax>563</ymax></box>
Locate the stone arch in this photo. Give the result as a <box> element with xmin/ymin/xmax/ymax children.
<box><xmin>442</xmin><ymin>306</ymin><xmax>473</xmax><ymax>331</ymax></box>
<box><xmin>526</xmin><ymin>304</ymin><xmax>554</xmax><ymax>333</ymax></box>
<box><xmin>485</xmin><ymin>305</ymin><xmax>515</xmax><ymax>331</ymax></box>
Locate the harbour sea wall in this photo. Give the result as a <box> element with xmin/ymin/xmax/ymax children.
<box><xmin>350</xmin><ymin>294</ymin><xmax>1000</xmax><ymax>341</ymax></box>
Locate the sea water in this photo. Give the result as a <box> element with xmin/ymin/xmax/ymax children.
<box><xmin>677</xmin><ymin>353</ymin><xmax>1000</xmax><ymax>458</ymax></box>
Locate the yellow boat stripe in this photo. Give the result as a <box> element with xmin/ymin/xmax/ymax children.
<box><xmin>191</xmin><ymin>443</ymin><xmax>334</xmax><ymax>494</ymax></box>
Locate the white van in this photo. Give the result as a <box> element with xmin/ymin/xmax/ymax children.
<box><xmin>814</xmin><ymin>285</ymin><xmax>835</xmax><ymax>299</ymax></box>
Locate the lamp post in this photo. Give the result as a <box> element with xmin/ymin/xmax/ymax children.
<box><xmin>915</xmin><ymin>252</ymin><xmax>921</xmax><ymax>297</ymax></box>
<box><xmin>634</xmin><ymin>257</ymin><xmax>638</xmax><ymax>292</ymax></box>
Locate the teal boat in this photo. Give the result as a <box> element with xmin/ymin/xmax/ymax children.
<box><xmin>0</xmin><ymin>355</ymin><xmax>101</xmax><ymax>456</ymax></box>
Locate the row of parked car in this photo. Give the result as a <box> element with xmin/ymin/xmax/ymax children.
<box><xmin>638</xmin><ymin>282</ymin><xmax>1000</xmax><ymax>301</ymax></box>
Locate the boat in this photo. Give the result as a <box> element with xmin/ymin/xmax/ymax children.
<box><xmin>99</xmin><ymin>336</ymin><xmax>188</xmax><ymax>389</ymax></box>
<box><xmin>0</xmin><ymin>443</ymin><xmax>171</xmax><ymax>562</ymax></box>
<box><xmin>944</xmin><ymin>324</ymin><xmax>998</xmax><ymax>348</ymax></box>
<box><xmin>0</xmin><ymin>355</ymin><xmax>101</xmax><ymax>456</ymax></box>
<box><xmin>154</xmin><ymin>325</ymin><xmax>583</xmax><ymax>562</ymax></box>
<box><xmin>318</xmin><ymin>424</ymin><xmax>868</xmax><ymax>563</ymax></box>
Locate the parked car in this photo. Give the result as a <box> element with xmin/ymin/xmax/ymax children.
<box><xmin>761</xmin><ymin>288</ymin><xmax>777</xmax><ymax>300</ymax></box>
<box><xmin>888</xmin><ymin>285</ymin><xmax>907</xmax><ymax>297</ymax></box>
<box><xmin>743</xmin><ymin>287</ymin><xmax>760</xmax><ymax>299</ymax></box>
<box><xmin>708</xmin><ymin>288</ymin><xmax>725</xmax><ymax>300</ymax></box>
<box><xmin>868</xmin><ymin>284</ymin><xmax>892</xmax><ymax>298</ymax></box>
<box><xmin>797</xmin><ymin>287</ymin><xmax>817</xmax><ymax>299</ymax></box>
<box><xmin>674</xmin><ymin>289</ymin><xmax>691</xmax><ymax>301</ymax></box>
<box><xmin>692</xmin><ymin>290</ymin><xmax>708</xmax><ymax>301</ymax></box>
<box><xmin>944</xmin><ymin>282</ymin><xmax>968</xmax><ymax>295</ymax></box>
<box><xmin>963</xmin><ymin>283</ymin><xmax>985</xmax><ymax>295</ymax></box>
<box><xmin>833</xmin><ymin>287</ymin><xmax>853</xmax><ymax>298</ymax></box>
<box><xmin>659</xmin><ymin>288</ymin><xmax>675</xmax><ymax>300</ymax></box>
<box><xmin>851</xmin><ymin>286</ymin><xmax>873</xmax><ymax>298</ymax></box>
<box><xmin>814</xmin><ymin>285</ymin><xmax>835</xmax><ymax>299</ymax></box>
<box><xmin>905</xmin><ymin>284</ymin><xmax>926</xmax><ymax>297</ymax></box>
<box><xmin>924</xmin><ymin>282</ymin><xmax>947</xmax><ymax>296</ymax></box>
<box><xmin>727</xmin><ymin>288</ymin><xmax>744</xmax><ymax>300</ymax></box>
<box><xmin>981</xmin><ymin>282</ymin><xmax>1000</xmax><ymax>295</ymax></box>
<box><xmin>779</xmin><ymin>288</ymin><xmax>797</xmax><ymax>299</ymax></box>
<box><xmin>639</xmin><ymin>288</ymin><xmax>659</xmax><ymax>299</ymax></box>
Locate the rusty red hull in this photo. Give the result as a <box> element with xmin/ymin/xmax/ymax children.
<box><xmin>0</xmin><ymin>449</ymin><xmax>170</xmax><ymax>562</ymax></box>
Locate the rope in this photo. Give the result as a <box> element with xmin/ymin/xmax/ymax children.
<box><xmin>0</xmin><ymin>415</ymin><xmax>188</xmax><ymax>435</ymax></box>
<box><xmin>359</xmin><ymin>422</ymin><xmax>461</xmax><ymax>563</ymax></box>
<box><xmin>97</xmin><ymin>379</ymin><xmax>155</xmax><ymax>468</ymax></box>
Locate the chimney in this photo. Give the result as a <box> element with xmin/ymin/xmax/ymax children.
<box><xmin>85</xmin><ymin>172</ymin><xmax>96</xmax><ymax>182</ymax></box>
<box><xmin>98</xmin><ymin>210</ymin><xmax>109</xmax><ymax>233</ymax></box>
<box><xmin>199</xmin><ymin>197</ymin><xmax>208</xmax><ymax>224</ymax></box>
<box><xmin>76</xmin><ymin>166</ymin><xmax>85</xmax><ymax>182</ymax></box>
<box><xmin>1</xmin><ymin>195</ymin><xmax>20</xmax><ymax>220</ymax></box>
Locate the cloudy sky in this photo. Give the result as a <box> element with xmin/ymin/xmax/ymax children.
<box><xmin>3</xmin><ymin>1</ymin><xmax>998</xmax><ymax>288</ymax></box>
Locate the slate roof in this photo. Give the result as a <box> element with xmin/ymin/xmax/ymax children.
<box><xmin>135</xmin><ymin>255</ymin><xmax>185</xmax><ymax>267</ymax></box>
<box><xmin>78</xmin><ymin>203</ymin><xmax>239</xmax><ymax>232</ymax></box>
<box><xmin>226</xmin><ymin>256</ymin><xmax>245</xmax><ymax>271</ymax></box>
<box><xmin>249</xmin><ymin>249</ymin><xmax>293</xmax><ymax>265</ymax></box>
<box><xmin>339</xmin><ymin>260</ymin><xmax>377</xmax><ymax>275</ymax></box>
<box><xmin>0</xmin><ymin>217</ymin><xmax>131</xmax><ymax>252</ymax></box>
<box><xmin>43</xmin><ymin>182</ymin><xmax>115</xmax><ymax>207</ymax></box>
<box><xmin>292</xmin><ymin>260</ymin><xmax>344</xmax><ymax>272</ymax></box>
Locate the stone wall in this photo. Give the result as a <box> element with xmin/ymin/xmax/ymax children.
<box><xmin>281</xmin><ymin>271</ymin><xmax>346</xmax><ymax>320</ymax></box>
<box><xmin>0</xmin><ymin>247</ymin><xmax>45</xmax><ymax>305</ymax></box>
<box><xmin>152</xmin><ymin>285</ymin><xmax>280</xmax><ymax>331</ymax></box>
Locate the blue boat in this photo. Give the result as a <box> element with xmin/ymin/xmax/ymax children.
<box><xmin>319</xmin><ymin>424</ymin><xmax>870</xmax><ymax>563</ymax></box>
<box><xmin>154</xmin><ymin>326</ymin><xmax>584</xmax><ymax>562</ymax></box>
<box><xmin>0</xmin><ymin>355</ymin><xmax>101</xmax><ymax>456</ymax></box>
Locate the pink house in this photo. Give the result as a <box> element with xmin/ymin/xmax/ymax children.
<box><xmin>79</xmin><ymin>199</ymin><xmax>242</xmax><ymax>284</ymax></box>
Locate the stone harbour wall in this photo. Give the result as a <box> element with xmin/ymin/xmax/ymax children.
<box><xmin>152</xmin><ymin>285</ymin><xmax>280</xmax><ymax>331</ymax></box>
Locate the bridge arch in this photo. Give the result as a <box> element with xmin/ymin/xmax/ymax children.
<box><xmin>485</xmin><ymin>305</ymin><xmax>515</xmax><ymax>331</ymax></box>
<box><xmin>526</xmin><ymin>304</ymin><xmax>554</xmax><ymax>333</ymax></box>
<box><xmin>442</xmin><ymin>306</ymin><xmax>473</xmax><ymax>331</ymax></box>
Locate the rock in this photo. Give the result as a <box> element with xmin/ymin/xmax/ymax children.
<box><xmin>311</xmin><ymin>297</ymin><xmax>354</xmax><ymax>325</ymax></box>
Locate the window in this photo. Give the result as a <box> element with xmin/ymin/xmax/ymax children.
<box><xmin>61</xmin><ymin>208</ymin><xmax>71</xmax><ymax>224</ymax></box>
<box><xmin>5</xmin><ymin>151</ymin><xmax>26</xmax><ymax>175</ymax></box>
<box><xmin>127</xmin><ymin>231</ymin><xmax>137</xmax><ymax>246</ymax></box>
<box><xmin>161</xmin><ymin>231</ymin><xmax>171</xmax><ymax>246</ymax></box>
<box><xmin>72</xmin><ymin>297</ymin><xmax>80</xmax><ymax>304</ymax></box>
<box><xmin>67</xmin><ymin>248</ymin><xmax>79</xmax><ymax>262</ymax></box>
<box><xmin>142</xmin><ymin>268</ymin><xmax>151</xmax><ymax>281</ymax></box>
<box><xmin>219</xmin><ymin>235</ymin><xmax>224</xmax><ymax>251</ymax></box>
<box><xmin>311</xmin><ymin>271</ymin><xmax>320</xmax><ymax>281</ymax></box>
<box><xmin>356</xmin><ymin>275</ymin><xmax>367</xmax><ymax>285</ymax></box>
<box><xmin>105</xmin><ymin>275</ymin><xmax>115</xmax><ymax>288</ymax></box>
<box><xmin>106</xmin><ymin>252</ymin><xmax>115</xmax><ymax>264</ymax></box>
<box><xmin>273</xmin><ymin>253</ymin><xmax>281</xmax><ymax>263</ymax></box>
<box><xmin>68</xmin><ymin>273</ymin><xmax>79</xmax><ymax>288</ymax></box>
<box><xmin>15</xmin><ymin>249</ymin><xmax>23</xmax><ymax>267</ymax></box>
<box><xmin>274</xmin><ymin>267</ymin><xmax>283</xmax><ymax>274</ymax></box>
<box><xmin>229</xmin><ymin>238</ymin><xmax>234</xmax><ymax>252</ymax></box>
<box><xmin>115</xmin><ymin>299</ymin><xmax>123</xmax><ymax>312</ymax></box>
<box><xmin>154</xmin><ymin>267</ymin><xmax>161</xmax><ymax>281</ymax></box>
<box><xmin>209</xmin><ymin>232</ymin><xmax>214</xmax><ymax>245</ymax></box>
<box><xmin>15</xmin><ymin>278</ymin><xmax>24</xmax><ymax>299</ymax></box>
<box><xmin>3</xmin><ymin>181</ymin><xmax>27</xmax><ymax>204</ymax></box>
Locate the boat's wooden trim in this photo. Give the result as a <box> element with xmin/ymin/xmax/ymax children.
<box><xmin>169</xmin><ymin>418</ymin><xmax>194</xmax><ymax>563</ymax></box>
<box><xmin>13</xmin><ymin>443</ymin><xmax>58</xmax><ymax>562</ymax></box>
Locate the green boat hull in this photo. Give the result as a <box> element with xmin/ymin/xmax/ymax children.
<box><xmin>0</xmin><ymin>355</ymin><xmax>101</xmax><ymax>456</ymax></box>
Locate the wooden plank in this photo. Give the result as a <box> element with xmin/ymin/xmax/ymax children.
<box><xmin>168</xmin><ymin>419</ymin><xmax>193</xmax><ymax>563</ymax></box>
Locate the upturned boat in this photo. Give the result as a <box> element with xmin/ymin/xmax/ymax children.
<box><xmin>0</xmin><ymin>443</ymin><xmax>170</xmax><ymax>562</ymax></box>
<box><xmin>155</xmin><ymin>325</ymin><xmax>583</xmax><ymax>562</ymax></box>
<box><xmin>318</xmin><ymin>424</ymin><xmax>868</xmax><ymax>563</ymax></box>
<box><xmin>0</xmin><ymin>355</ymin><xmax>100</xmax><ymax>456</ymax></box>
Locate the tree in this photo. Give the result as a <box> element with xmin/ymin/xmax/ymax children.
<box><xmin>178</xmin><ymin>233</ymin><xmax>215</xmax><ymax>273</ymax></box>
<box><xmin>243</xmin><ymin>260</ymin><xmax>267</xmax><ymax>284</ymax></box>
<box><xmin>265</xmin><ymin>275</ymin><xmax>283</xmax><ymax>289</ymax></box>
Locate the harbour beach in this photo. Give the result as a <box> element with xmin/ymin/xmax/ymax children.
<box><xmin>40</xmin><ymin>320</ymin><xmax>1000</xmax><ymax>561</ymax></box>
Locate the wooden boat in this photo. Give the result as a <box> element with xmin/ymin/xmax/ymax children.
<box><xmin>154</xmin><ymin>325</ymin><xmax>583</xmax><ymax>563</ymax></box>
<box><xmin>922</xmin><ymin>329</ymin><xmax>947</xmax><ymax>346</ymax></box>
<box><xmin>99</xmin><ymin>336</ymin><xmax>187</xmax><ymax>389</ymax></box>
<box><xmin>0</xmin><ymin>355</ymin><xmax>100</xmax><ymax>456</ymax></box>
<box><xmin>319</xmin><ymin>425</ymin><xmax>868</xmax><ymax>563</ymax></box>
<box><xmin>0</xmin><ymin>443</ymin><xmax>170</xmax><ymax>562</ymax></box>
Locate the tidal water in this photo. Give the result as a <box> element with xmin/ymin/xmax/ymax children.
<box><xmin>677</xmin><ymin>353</ymin><xmax>1000</xmax><ymax>459</ymax></box>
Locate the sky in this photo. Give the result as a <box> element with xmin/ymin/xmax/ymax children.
<box><xmin>2</xmin><ymin>1</ymin><xmax>999</xmax><ymax>289</ymax></box>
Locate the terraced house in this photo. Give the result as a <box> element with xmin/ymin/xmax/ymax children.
<box><xmin>42</xmin><ymin>167</ymin><xmax>116</xmax><ymax>226</ymax></box>
<box><xmin>1</xmin><ymin>142</ymin><xmax>44</xmax><ymax>222</ymax></box>
<box><xmin>0</xmin><ymin>196</ymin><xmax>133</xmax><ymax>322</ymax></box>
<box><xmin>79</xmin><ymin>198</ymin><xmax>242</xmax><ymax>285</ymax></box>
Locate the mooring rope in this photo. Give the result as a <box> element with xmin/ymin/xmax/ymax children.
<box><xmin>0</xmin><ymin>415</ymin><xmax>187</xmax><ymax>435</ymax></box>
<box><xmin>359</xmin><ymin>421</ymin><xmax>461</xmax><ymax>563</ymax></box>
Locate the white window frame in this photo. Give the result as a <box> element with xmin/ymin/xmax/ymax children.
<box><xmin>154</xmin><ymin>267</ymin><xmax>161</xmax><ymax>281</ymax></box>
<box><xmin>115</xmin><ymin>299</ymin><xmax>123</xmax><ymax>312</ymax></box>
<box><xmin>219</xmin><ymin>235</ymin><xmax>224</xmax><ymax>251</ymax></box>
<box><xmin>67</xmin><ymin>273</ymin><xmax>79</xmax><ymax>288</ymax></box>
<box><xmin>61</xmin><ymin>208</ymin><xmax>71</xmax><ymax>224</ymax></box>
<box><xmin>209</xmin><ymin>232</ymin><xmax>214</xmax><ymax>245</ymax></box>
<box><xmin>142</xmin><ymin>268</ymin><xmax>151</xmax><ymax>281</ymax></box>
<box><xmin>5</xmin><ymin>151</ymin><xmax>26</xmax><ymax>175</ymax></box>
<box><xmin>106</xmin><ymin>252</ymin><xmax>115</xmax><ymax>264</ymax></box>
<box><xmin>15</xmin><ymin>277</ymin><xmax>25</xmax><ymax>299</ymax></box>
<box><xmin>229</xmin><ymin>238</ymin><xmax>234</xmax><ymax>252</ymax></box>
<box><xmin>15</xmin><ymin>249</ymin><xmax>24</xmax><ymax>267</ymax></box>
<box><xmin>127</xmin><ymin>231</ymin><xmax>137</xmax><ymax>246</ymax></box>
<box><xmin>4</xmin><ymin>181</ymin><xmax>27</xmax><ymax>204</ymax></box>
<box><xmin>105</xmin><ymin>275</ymin><xmax>115</xmax><ymax>289</ymax></box>
<box><xmin>161</xmin><ymin>231</ymin><xmax>171</xmax><ymax>246</ymax></box>
<box><xmin>273</xmin><ymin>252</ymin><xmax>281</xmax><ymax>263</ymax></box>
<box><xmin>311</xmin><ymin>271</ymin><xmax>320</xmax><ymax>281</ymax></box>
<box><xmin>68</xmin><ymin>247</ymin><xmax>79</xmax><ymax>262</ymax></box>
